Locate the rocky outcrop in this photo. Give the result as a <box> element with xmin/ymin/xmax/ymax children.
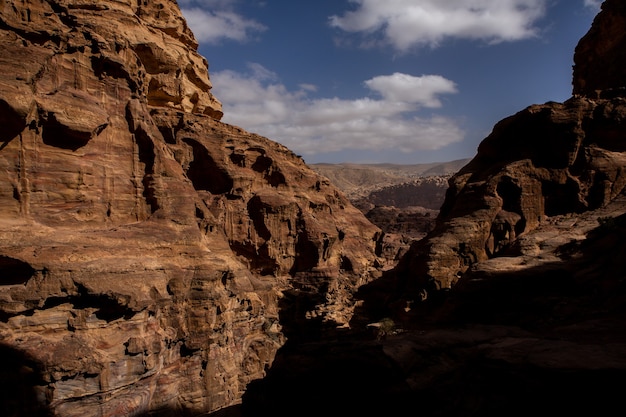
<box><xmin>401</xmin><ymin>96</ymin><xmax>626</xmax><ymax>291</ymax></box>
<box><xmin>0</xmin><ymin>1</ymin><xmax>381</xmax><ymax>416</ymax></box>
<box><xmin>362</xmin><ymin>206</ymin><xmax>437</xmax><ymax>265</ymax></box>
<box><xmin>311</xmin><ymin>160</ymin><xmax>469</xmax><ymax>201</ymax></box>
<box><xmin>399</xmin><ymin>0</ymin><xmax>626</xmax><ymax>294</ymax></box>
<box><xmin>573</xmin><ymin>0</ymin><xmax>626</xmax><ymax>97</ymax></box>
<box><xmin>239</xmin><ymin>179</ymin><xmax>626</xmax><ymax>417</ymax></box>
<box><xmin>311</xmin><ymin>163</ymin><xmax>462</xmax><ymax>271</ymax></box>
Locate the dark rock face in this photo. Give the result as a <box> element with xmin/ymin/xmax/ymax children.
<box><xmin>573</xmin><ymin>0</ymin><xmax>626</xmax><ymax>97</ymax></box>
<box><xmin>259</xmin><ymin>1</ymin><xmax>626</xmax><ymax>415</ymax></box>
<box><xmin>401</xmin><ymin>96</ymin><xmax>626</xmax><ymax>291</ymax></box>
<box><xmin>0</xmin><ymin>1</ymin><xmax>382</xmax><ymax>416</ymax></box>
<box><xmin>397</xmin><ymin>0</ymin><xmax>626</xmax><ymax>293</ymax></box>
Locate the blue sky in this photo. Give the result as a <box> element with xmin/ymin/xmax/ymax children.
<box><xmin>179</xmin><ymin>0</ymin><xmax>603</xmax><ymax>164</ymax></box>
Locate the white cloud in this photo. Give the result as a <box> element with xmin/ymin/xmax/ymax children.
<box><xmin>583</xmin><ymin>0</ymin><xmax>603</xmax><ymax>9</ymax></box>
<box><xmin>211</xmin><ymin>64</ymin><xmax>463</xmax><ymax>156</ymax></box>
<box><xmin>365</xmin><ymin>73</ymin><xmax>457</xmax><ymax>107</ymax></box>
<box><xmin>180</xmin><ymin>2</ymin><xmax>266</xmax><ymax>44</ymax></box>
<box><xmin>299</xmin><ymin>83</ymin><xmax>318</xmax><ymax>93</ymax></box>
<box><xmin>329</xmin><ymin>0</ymin><xmax>548</xmax><ymax>51</ymax></box>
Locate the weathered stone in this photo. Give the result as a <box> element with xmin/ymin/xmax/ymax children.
<box><xmin>0</xmin><ymin>1</ymin><xmax>382</xmax><ymax>416</ymax></box>
<box><xmin>400</xmin><ymin>96</ymin><xmax>626</xmax><ymax>292</ymax></box>
<box><xmin>573</xmin><ymin>0</ymin><xmax>626</xmax><ymax>97</ymax></box>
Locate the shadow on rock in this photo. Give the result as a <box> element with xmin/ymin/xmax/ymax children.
<box><xmin>235</xmin><ymin>277</ymin><xmax>414</xmax><ymax>417</ymax></box>
<box><xmin>0</xmin><ymin>343</ymin><xmax>52</xmax><ymax>417</ymax></box>
<box><xmin>236</xmin><ymin>211</ymin><xmax>626</xmax><ymax>417</ymax></box>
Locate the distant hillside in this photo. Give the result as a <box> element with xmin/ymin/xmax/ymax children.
<box><xmin>352</xmin><ymin>177</ymin><xmax>449</xmax><ymax>211</ymax></box>
<box><xmin>311</xmin><ymin>159</ymin><xmax>471</xmax><ymax>264</ymax></box>
<box><xmin>310</xmin><ymin>159</ymin><xmax>470</xmax><ymax>199</ymax></box>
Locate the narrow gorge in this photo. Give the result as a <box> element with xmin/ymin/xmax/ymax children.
<box><xmin>1</xmin><ymin>1</ymin><xmax>626</xmax><ymax>416</ymax></box>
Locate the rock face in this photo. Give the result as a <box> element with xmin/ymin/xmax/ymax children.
<box><xmin>573</xmin><ymin>0</ymin><xmax>626</xmax><ymax>97</ymax></box>
<box><xmin>400</xmin><ymin>0</ymin><xmax>626</xmax><ymax>293</ymax></box>
<box><xmin>311</xmin><ymin>162</ymin><xmax>468</xmax><ymax>269</ymax></box>
<box><xmin>402</xmin><ymin>96</ymin><xmax>626</xmax><ymax>291</ymax></box>
<box><xmin>311</xmin><ymin>159</ymin><xmax>469</xmax><ymax>201</ymax></box>
<box><xmin>0</xmin><ymin>1</ymin><xmax>381</xmax><ymax>416</ymax></box>
<box><xmin>236</xmin><ymin>3</ymin><xmax>626</xmax><ymax>415</ymax></box>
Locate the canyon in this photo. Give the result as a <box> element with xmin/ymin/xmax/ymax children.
<box><xmin>1</xmin><ymin>0</ymin><xmax>626</xmax><ymax>416</ymax></box>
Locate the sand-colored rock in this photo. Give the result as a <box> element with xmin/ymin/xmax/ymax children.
<box><xmin>0</xmin><ymin>1</ymin><xmax>382</xmax><ymax>415</ymax></box>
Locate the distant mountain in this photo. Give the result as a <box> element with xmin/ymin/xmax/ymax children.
<box><xmin>310</xmin><ymin>158</ymin><xmax>470</xmax><ymax>199</ymax></box>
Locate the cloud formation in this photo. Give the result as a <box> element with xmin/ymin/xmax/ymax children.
<box><xmin>583</xmin><ymin>0</ymin><xmax>602</xmax><ymax>8</ymax></box>
<box><xmin>211</xmin><ymin>64</ymin><xmax>463</xmax><ymax>157</ymax></box>
<box><xmin>179</xmin><ymin>0</ymin><xmax>266</xmax><ymax>44</ymax></box>
<box><xmin>329</xmin><ymin>0</ymin><xmax>548</xmax><ymax>51</ymax></box>
<box><xmin>365</xmin><ymin>73</ymin><xmax>458</xmax><ymax>107</ymax></box>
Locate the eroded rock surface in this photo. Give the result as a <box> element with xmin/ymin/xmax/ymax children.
<box><xmin>573</xmin><ymin>0</ymin><xmax>626</xmax><ymax>97</ymax></box>
<box><xmin>238</xmin><ymin>2</ymin><xmax>626</xmax><ymax>415</ymax></box>
<box><xmin>402</xmin><ymin>96</ymin><xmax>626</xmax><ymax>291</ymax></box>
<box><xmin>0</xmin><ymin>1</ymin><xmax>381</xmax><ymax>416</ymax></box>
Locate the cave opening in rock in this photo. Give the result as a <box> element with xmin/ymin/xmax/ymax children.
<box><xmin>0</xmin><ymin>256</ymin><xmax>36</xmax><ymax>286</ymax></box>
<box><xmin>183</xmin><ymin>138</ymin><xmax>233</xmax><ymax>194</ymax></box>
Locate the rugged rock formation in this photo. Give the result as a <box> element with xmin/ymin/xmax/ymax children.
<box><xmin>0</xmin><ymin>1</ymin><xmax>381</xmax><ymax>416</ymax></box>
<box><xmin>399</xmin><ymin>0</ymin><xmax>626</xmax><ymax>293</ymax></box>
<box><xmin>364</xmin><ymin>205</ymin><xmax>437</xmax><ymax>264</ymax></box>
<box><xmin>401</xmin><ymin>96</ymin><xmax>626</xmax><ymax>291</ymax></box>
<box><xmin>311</xmin><ymin>159</ymin><xmax>469</xmax><ymax>201</ymax></box>
<box><xmin>352</xmin><ymin>176</ymin><xmax>450</xmax><ymax>212</ymax></box>
<box><xmin>573</xmin><ymin>0</ymin><xmax>626</xmax><ymax>97</ymax></box>
<box><xmin>237</xmin><ymin>2</ymin><xmax>626</xmax><ymax>415</ymax></box>
<box><xmin>354</xmin><ymin>177</ymin><xmax>447</xmax><ymax>265</ymax></box>
<box><xmin>239</xmin><ymin>178</ymin><xmax>626</xmax><ymax>417</ymax></box>
<box><xmin>311</xmin><ymin>162</ymin><xmax>467</xmax><ymax>270</ymax></box>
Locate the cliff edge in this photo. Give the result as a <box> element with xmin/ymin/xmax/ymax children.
<box><xmin>0</xmin><ymin>1</ymin><xmax>382</xmax><ymax>416</ymax></box>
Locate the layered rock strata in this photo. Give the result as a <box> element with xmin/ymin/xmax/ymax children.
<box><xmin>0</xmin><ymin>1</ymin><xmax>381</xmax><ymax>416</ymax></box>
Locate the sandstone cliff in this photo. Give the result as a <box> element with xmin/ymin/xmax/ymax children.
<box><xmin>0</xmin><ymin>1</ymin><xmax>382</xmax><ymax>416</ymax></box>
<box><xmin>398</xmin><ymin>0</ymin><xmax>626</xmax><ymax>293</ymax></box>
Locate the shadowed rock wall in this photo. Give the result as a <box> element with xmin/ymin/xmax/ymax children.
<box><xmin>573</xmin><ymin>0</ymin><xmax>626</xmax><ymax>97</ymax></box>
